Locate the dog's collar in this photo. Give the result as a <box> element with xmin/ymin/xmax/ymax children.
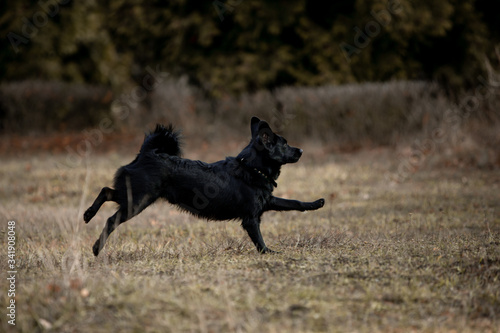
<box><xmin>238</xmin><ymin>158</ymin><xmax>277</xmax><ymax>188</ymax></box>
<box><xmin>253</xmin><ymin>168</ymin><xmax>278</xmax><ymax>188</ymax></box>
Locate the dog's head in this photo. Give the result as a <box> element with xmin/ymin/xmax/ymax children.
<box><xmin>250</xmin><ymin>116</ymin><xmax>302</xmax><ymax>164</ymax></box>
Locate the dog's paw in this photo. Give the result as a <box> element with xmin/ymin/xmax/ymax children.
<box><xmin>316</xmin><ymin>198</ymin><xmax>325</xmax><ymax>208</ymax></box>
<box><xmin>303</xmin><ymin>198</ymin><xmax>325</xmax><ymax>211</ymax></box>
<box><xmin>92</xmin><ymin>240</ymin><xmax>101</xmax><ymax>256</ymax></box>
<box><xmin>83</xmin><ymin>208</ymin><xmax>95</xmax><ymax>223</ymax></box>
<box><xmin>260</xmin><ymin>247</ymin><xmax>280</xmax><ymax>254</ymax></box>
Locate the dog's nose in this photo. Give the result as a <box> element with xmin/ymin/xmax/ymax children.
<box><xmin>299</xmin><ymin>149</ymin><xmax>303</xmax><ymax>154</ymax></box>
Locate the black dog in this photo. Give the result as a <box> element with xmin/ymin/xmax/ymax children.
<box><xmin>84</xmin><ymin>117</ymin><xmax>325</xmax><ymax>255</ymax></box>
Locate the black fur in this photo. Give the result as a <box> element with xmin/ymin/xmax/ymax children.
<box><xmin>84</xmin><ymin>117</ymin><xmax>325</xmax><ymax>255</ymax></box>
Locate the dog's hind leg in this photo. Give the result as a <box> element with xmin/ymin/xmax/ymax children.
<box><xmin>92</xmin><ymin>194</ymin><xmax>156</xmax><ymax>256</ymax></box>
<box><xmin>92</xmin><ymin>209</ymin><xmax>126</xmax><ymax>256</ymax></box>
<box><xmin>242</xmin><ymin>216</ymin><xmax>276</xmax><ymax>254</ymax></box>
<box><xmin>84</xmin><ymin>187</ymin><xmax>116</xmax><ymax>223</ymax></box>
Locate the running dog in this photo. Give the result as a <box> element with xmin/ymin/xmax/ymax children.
<box><xmin>84</xmin><ymin>117</ymin><xmax>325</xmax><ymax>255</ymax></box>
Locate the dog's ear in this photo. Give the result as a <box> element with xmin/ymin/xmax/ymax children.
<box><xmin>257</xmin><ymin>120</ymin><xmax>273</xmax><ymax>145</ymax></box>
<box><xmin>250</xmin><ymin>117</ymin><xmax>261</xmax><ymax>137</ymax></box>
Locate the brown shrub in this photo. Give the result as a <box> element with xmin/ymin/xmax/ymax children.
<box><xmin>0</xmin><ymin>80</ymin><xmax>113</xmax><ymax>133</ymax></box>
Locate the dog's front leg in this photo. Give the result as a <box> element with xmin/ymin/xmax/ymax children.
<box><xmin>267</xmin><ymin>196</ymin><xmax>325</xmax><ymax>212</ymax></box>
<box><xmin>242</xmin><ymin>217</ymin><xmax>275</xmax><ymax>254</ymax></box>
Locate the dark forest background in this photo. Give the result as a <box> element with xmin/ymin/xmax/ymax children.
<box><xmin>3</xmin><ymin>1</ymin><xmax>500</xmax><ymax>90</ymax></box>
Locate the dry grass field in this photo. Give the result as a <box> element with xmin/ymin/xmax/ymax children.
<box><xmin>0</xmin><ymin>149</ymin><xmax>499</xmax><ymax>332</ymax></box>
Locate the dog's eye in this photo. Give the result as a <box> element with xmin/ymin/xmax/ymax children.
<box><xmin>283</xmin><ymin>143</ymin><xmax>288</xmax><ymax>147</ymax></box>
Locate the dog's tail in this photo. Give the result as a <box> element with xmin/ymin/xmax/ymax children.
<box><xmin>141</xmin><ymin>124</ymin><xmax>182</xmax><ymax>156</ymax></box>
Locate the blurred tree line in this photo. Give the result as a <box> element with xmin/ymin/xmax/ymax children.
<box><xmin>1</xmin><ymin>0</ymin><xmax>499</xmax><ymax>95</ymax></box>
